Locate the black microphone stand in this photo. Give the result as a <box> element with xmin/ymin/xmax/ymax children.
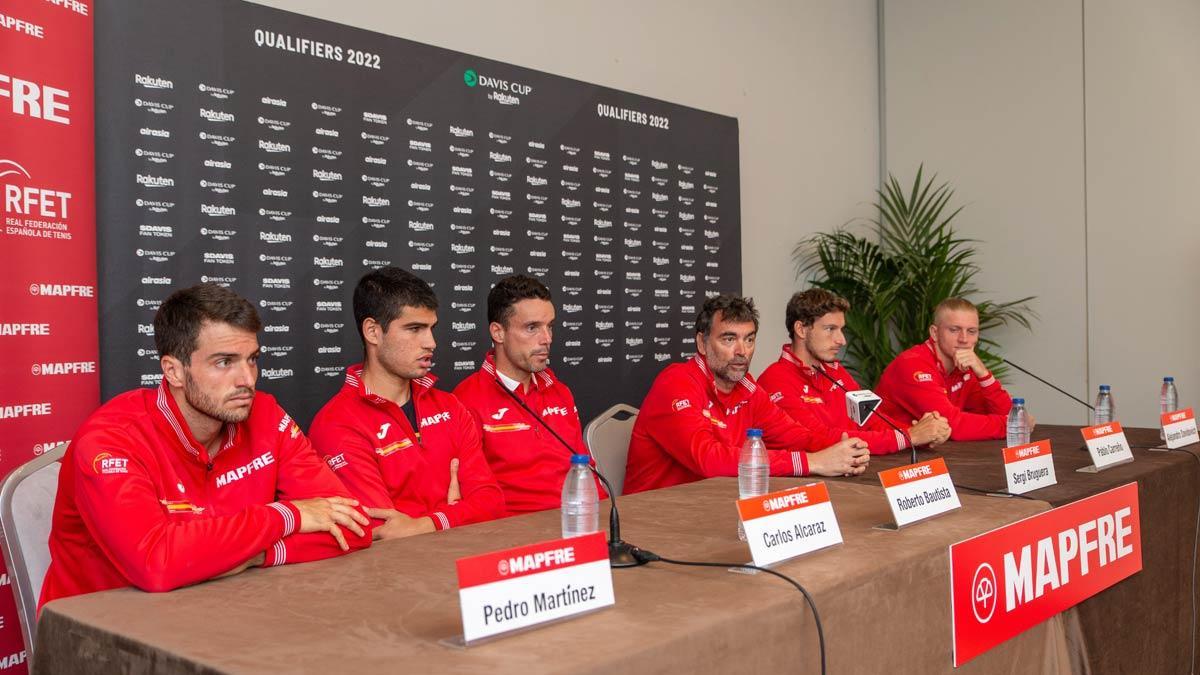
<box><xmin>492</xmin><ymin>376</ymin><xmax>649</xmax><ymax>568</ymax></box>
<box><xmin>1002</xmin><ymin>358</ymin><xmax>1095</xmax><ymax>411</ymax></box>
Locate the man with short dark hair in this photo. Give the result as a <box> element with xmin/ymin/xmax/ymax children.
<box><xmin>623</xmin><ymin>293</ymin><xmax>871</xmax><ymax>494</ymax></box>
<box><xmin>453</xmin><ymin>274</ymin><xmax>605</xmax><ymax>514</ymax></box>
<box><xmin>758</xmin><ymin>289</ymin><xmax>951</xmax><ymax>453</ymax></box>
<box><xmin>876</xmin><ymin>297</ymin><xmax>1019</xmax><ymax>441</ymax></box>
<box><xmin>309</xmin><ymin>268</ymin><xmax>505</xmax><ymax>539</ymax></box>
<box><xmin>41</xmin><ymin>283</ymin><xmax>371</xmax><ymax>607</ymax></box>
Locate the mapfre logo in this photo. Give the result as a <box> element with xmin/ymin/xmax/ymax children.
<box><xmin>28</xmin><ymin>282</ymin><xmax>93</xmax><ymax>297</ymax></box>
<box><xmin>92</xmin><ymin>452</ymin><xmax>129</xmax><ymax>475</ymax></box>
<box><xmin>31</xmin><ymin>360</ymin><xmax>96</xmax><ymax>375</ymax></box>
<box><xmin>971</xmin><ymin>563</ymin><xmax>997</xmax><ymax>623</ymax></box>
<box><xmin>1</xmin><ymin>72</ymin><xmax>70</xmax><ymax>124</ymax></box>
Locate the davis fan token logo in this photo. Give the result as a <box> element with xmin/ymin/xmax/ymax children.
<box><xmin>971</xmin><ymin>562</ymin><xmax>997</xmax><ymax>623</ymax></box>
<box><xmin>463</xmin><ymin>69</ymin><xmax>478</xmax><ymax>87</ymax></box>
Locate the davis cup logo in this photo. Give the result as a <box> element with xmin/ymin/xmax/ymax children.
<box><xmin>971</xmin><ymin>563</ymin><xmax>997</xmax><ymax>623</ymax></box>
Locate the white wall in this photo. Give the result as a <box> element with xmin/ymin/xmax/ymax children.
<box><xmin>1084</xmin><ymin>0</ymin><xmax>1200</xmax><ymax>427</ymax></box>
<box><xmin>884</xmin><ymin>0</ymin><xmax>1199</xmax><ymax>427</ymax></box>
<box><xmin>248</xmin><ymin>0</ymin><xmax>881</xmax><ymax>373</ymax></box>
<box><xmin>882</xmin><ymin>0</ymin><xmax>1088</xmax><ymax>425</ymax></box>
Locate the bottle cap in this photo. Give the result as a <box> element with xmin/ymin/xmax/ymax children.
<box><xmin>570</xmin><ymin>453</ymin><xmax>591</xmax><ymax>465</ymax></box>
<box><xmin>1165</xmin><ymin>376</ymin><xmax>1175</xmax><ymax>382</ymax></box>
<box><xmin>1013</xmin><ymin>398</ymin><xmax>1025</xmax><ymax>405</ymax></box>
<box><xmin>746</xmin><ymin>428</ymin><xmax>763</xmax><ymax>438</ymax></box>
<box><xmin>1099</xmin><ymin>384</ymin><xmax>1111</xmax><ymax>391</ymax></box>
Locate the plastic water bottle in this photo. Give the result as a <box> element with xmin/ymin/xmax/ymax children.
<box><xmin>561</xmin><ymin>454</ymin><xmax>599</xmax><ymax>538</ymax></box>
<box><xmin>1093</xmin><ymin>385</ymin><xmax>1115</xmax><ymax>425</ymax></box>
<box><xmin>1161</xmin><ymin>377</ymin><xmax>1179</xmax><ymax>440</ymax></box>
<box><xmin>737</xmin><ymin>428</ymin><xmax>769</xmax><ymax>541</ymax></box>
<box><xmin>1007</xmin><ymin>398</ymin><xmax>1030</xmax><ymax>447</ymax></box>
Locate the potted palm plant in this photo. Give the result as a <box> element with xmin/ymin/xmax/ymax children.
<box><xmin>793</xmin><ymin>166</ymin><xmax>1036</xmax><ymax>386</ymax></box>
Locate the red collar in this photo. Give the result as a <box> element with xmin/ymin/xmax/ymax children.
<box><xmin>343</xmin><ymin>363</ymin><xmax>436</xmax><ymax>407</ymax></box>
<box><xmin>924</xmin><ymin>338</ymin><xmax>961</xmax><ymax>378</ymax></box>
<box><xmin>480</xmin><ymin>349</ymin><xmax>555</xmax><ymax>392</ymax></box>
<box><xmin>779</xmin><ymin>344</ymin><xmax>842</xmax><ymax>390</ymax></box>
<box><xmin>691</xmin><ymin>352</ymin><xmax>757</xmax><ymax>397</ymax></box>
<box><xmin>153</xmin><ymin>381</ymin><xmax>237</xmax><ymax>464</ymax></box>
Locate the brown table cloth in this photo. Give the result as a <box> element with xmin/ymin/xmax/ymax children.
<box><xmin>35</xmin><ymin>479</ymin><xmax>1066</xmax><ymax>674</ymax></box>
<box><xmin>835</xmin><ymin>423</ymin><xmax>1200</xmax><ymax>674</ymax></box>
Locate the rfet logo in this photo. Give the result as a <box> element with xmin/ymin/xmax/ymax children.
<box><xmin>913</xmin><ymin>371</ymin><xmax>934</xmax><ymax>383</ymax></box>
<box><xmin>93</xmin><ymin>452</ymin><xmax>129</xmax><ymax>475</ymax></box>
<box><xmin>2</xmin><ymin>158</ymin><xmax>73</xmax><ymax>219</ymax></box>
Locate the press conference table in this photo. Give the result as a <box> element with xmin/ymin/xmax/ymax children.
<box><xmin>36</xmin><ymin>477</ymin><xmax>1066</xmax><ymax>674</ymax></box>
<box><xmin>838</xmin><ymin>423</ymin><xmax>1200</xmax><ymax>674</ymax></box>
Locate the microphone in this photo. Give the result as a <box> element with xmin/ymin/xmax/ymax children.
<box><xmin>1001</xmin><ymin>358</ymin><xmax>1095</xmax><ymax>411</ymax></box>
<box><xmin>491</xmin><ymin>374</ymin><xmax>650</xmax><ymax>568</ymax></box>
<box><xmin>810</xmin><ymin>364</ymin><xmax>918</xmax><ymax>465</ymax></box>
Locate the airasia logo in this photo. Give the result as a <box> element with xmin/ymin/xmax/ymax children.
<box><xmin>971</xmin><ymin>563</ymin><xmax>997</xmax><ymax>623</ymax></box>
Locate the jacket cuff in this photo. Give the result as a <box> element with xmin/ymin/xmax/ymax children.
<box><xmin>430</xmin><ymin>512</ymin><xmax>451</xmax><ymax>531</ymax></box>
<box><xmin>262</xmin><ymin>539</ymin><xmax>287</xmax><ymax>567</ymax></box>
<box><xmin>791</xmin><ymin>451</ymin><xmax>808</xmax><ymax>476</ymax></box>
<box><xmin>266</xmin><ymin>501</ymin><xmax>300</xmax><ymax>537</ymax></box>
<box><xmin>978</xmin><ymin>373</ymin><xmax>997</xmax><ymax>388</ymax></box>
<box><xmin>894</xmin><ymin>429</ymin><xmax>909</xmax><ymax>450</ymax></box>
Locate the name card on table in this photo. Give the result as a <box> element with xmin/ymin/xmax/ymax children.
<box><xmin>1079</xmin><ymin>422</ymin><xmax>1134</xmax><ymax>471</ymax></box>
<box><xmin>455</xmin><ymin>532</ymin><xmax>614</xmax><ymax>643</ymax></box>
<box><xmin>878</xmin><ymin>458</ymin><xmax>961</xmax><ymax>528</ymax></box>
<box><xmin>736</xmin><ymin>482</ymin><xmax>843</xmax><ymax>567</ymax></box>
<box><xmin>1002</xmin><ymin>440</ymin><xmax>1058</xmax><ymax>494</ymax></box>
<box><xmin>1161</xmin><ymin>408</ymin><xmax>1200</xmax><ymax>449</ymax></box>
<box><xmin>949</xmin><ymin>482</ymin><xmax>1141</xmax><ymax>666</ymax></box>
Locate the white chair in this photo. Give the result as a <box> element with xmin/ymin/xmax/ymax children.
<box><xmin>584</xmin><ymin>404</ymin><xmax>638</xmax><ymax>497</ymax></box>
<box><xmin>0</xmin><ymin>443</ymin><xmax>67</xmax><ymax>659</ymax></box>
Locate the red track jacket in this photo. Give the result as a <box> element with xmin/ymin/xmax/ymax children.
<box><xmin>876</xmin><ymin>339</ymin><xmax>1013</xmax><ymax>441</ymax></box>
<box><xmin>623</xmin><ymin>354</ymin><xmax>840</xmax><ymax>494</ymax></box>
<box><xmin>308</xmin><ymin>365</ymin><xmax>505</xmax><ymax>530</ymax></box>
<box><xmin>758</xmin><ymin>345</ymin><xmax>908</xmax><ymax>454</ymax></box>
<box><xmin>453</xmin><ymin>352</ymin><xmax>605</xmax><ymax>514</ymax></box>
<box><xmin>40</xmin><ymin>384</ymin><xmax>371</xmax><ymax>608</ymax></box>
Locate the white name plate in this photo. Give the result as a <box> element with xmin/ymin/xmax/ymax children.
<box><xmin>1162</xmin><ymin>408</ymin><xmax>1199</xmax><ymax>449</ymax></box>
<box><xmin>1002</xmin><ymin>439</ymin><xmax>1058</xmax><ymax>494</ymax></box>
<box><xmin>878</xmin><ymin>458</ymin><xmax>961</xmax><ymax>528</ymax></box>
<box><xmin>736</xmin><ymin>482</ymin><xmax>843</xmax><ymax>567</ymax></box>
<box><xmin>456</xmin><ymin>532</ymin><xmax>614</xmax><ymax>643</ymax></box>
<box><xmin>1081</xmin><ymin>421</ymin><xmax>1134</xmax><ymax>470</ymax></box>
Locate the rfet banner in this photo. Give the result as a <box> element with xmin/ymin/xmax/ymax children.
<box><xmin>949</xmin><ymin>482</ymin><xmax>1142</xmax><ymax>666</ymax></box>
<box><xmin>0</xmin><ymin>0</ymin><xmax>98</xmax><ymax>670</ymax></box>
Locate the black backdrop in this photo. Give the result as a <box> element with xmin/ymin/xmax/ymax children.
<box><xmin>96</xmin><ymin>0</ymin><xmax>741</xmax><ymax>426</ymax></box>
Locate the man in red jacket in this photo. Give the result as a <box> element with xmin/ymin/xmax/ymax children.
<box><xmin>309</xmin><ymin>267</ymin><xmax>505</xmax><ymax>537</ymax></box>
<box><xmin>623</xmin><ymin>294</ymin><xmax>871</xmax><ymax>494</ymax></box>
<box><xmin>453</xmin><ymin>274</ymin><xmax>606</xmax><ymax>514</ymax></box>
<box><xmin>41</xmin><ymin>283</ymin><xmax>371</xmax><ymax>608</ymax></box>
<box><xmin>876</xmin><ymin>297</ymin><xmax>1027</xmax><ymax>441</ymax></box>
<box><xmin>758</xmin><ymin>289</ymin><xmax>950</xmax><ymax>453</ymax></box>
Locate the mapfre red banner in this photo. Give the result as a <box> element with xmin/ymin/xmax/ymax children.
<box><xmin>0</xmin><ymin>0</ymin><xmax>97</xmax><ymax>670</ymax></box>
<box><xmin>949</xmin><ymin>482</ymin><xmax>1142</xmax><ymax>666</ymax></box>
